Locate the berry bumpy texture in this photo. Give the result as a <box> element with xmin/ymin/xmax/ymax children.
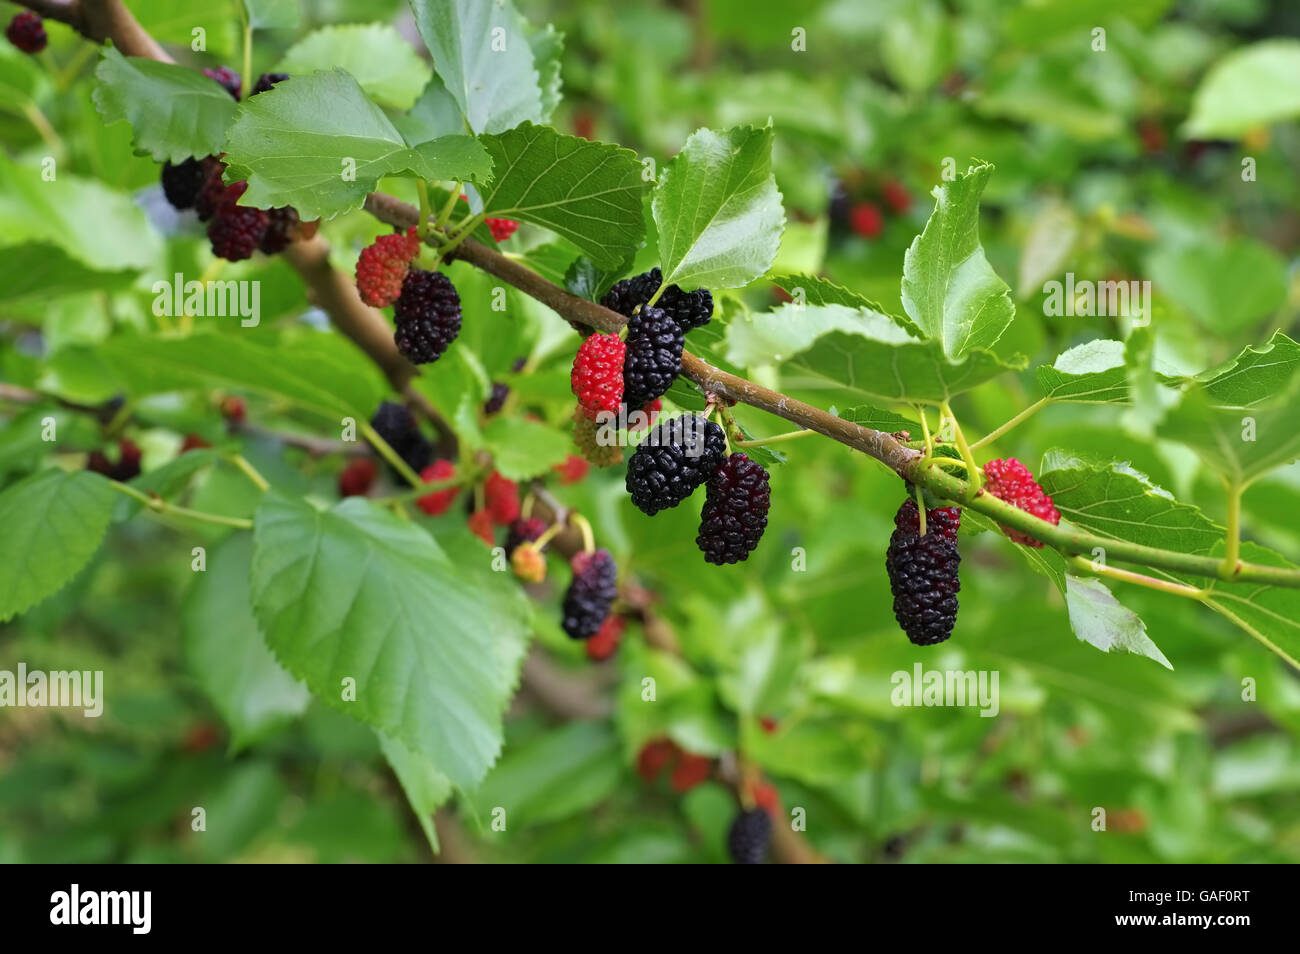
<box><xmin>561</xmin><ymin>549</ymin><xmax>618</xmax><ymax>640</ymax></box>
<box><xmin>483</xmin><ymin>381</ymin><xmax>509</xmax><ymax>415</ymax></box>
<box><xmin>484</xmin><ymin>471</ymin><xmax>520</xmax><ymax>525</ymax></box>
<box><xmin>885</xmin><ymin>497</ymin><xmax>962</xmax><ymax>646</ymax></box>
<box><xmin>601</xmin><ymin>267</ymin><xmax>713</xmax><ymax>332</ymax></box>
<box><xmin>571</xmin><ymin>333</ymin><xmax>626</xmax><ymax>420</ymax></box>
<box><xmin>727</xmin><ymin>809</ymin><xmax>773</xmax><ymax>864</ymax></box>
<box><xmin>486</xmin><ymin>217</ymin><xmax>519</xmax><ymax>242</ymax></box>
<box><xmin>585</xmin><ymin>615</ymin><xmax>624</xmax><ymax>661</ymax></box>
<box><xmin>893</xmin><ymin>497</ymin><xmax>962</xmax><ymax>542</ymax></box>
<box><xmin>258</xmin><ymin>206</ymin><xmax>300</xmax><ymax>254</ymax></box>
<box><xmin>207</xmin><ymin>206</ymin><xmax>269</xmax><ymax>262</ymax></box>
<box><xmin>393</xmin><ymin>269</ymin><xmax>462</xmax><ymax>364</ymax></box>
<box><xmin>6</xmin><ymin>12</ymin><xmax>46</xmax><ymax>53</ymax></box>
<box><xmin>86</xmin><ymin>439</ymin><xmax>142</xmax><ymax>482</ymax></box>
<box><xmin>621</xmin><ymin>305</ymin><xmax>684</xmax><ymax>409</ymax></box>
<box><xmin>981</xmin><ymin>458</ymin><xmax>1060</xmax><ymax>548</ymax></box>
<box><xmin>369</xmin><ymin>402</ymin><xmax>433</xmax><ymax>476</ymax></box>
<box><xmin>161</xmin><ymin>157</ymin><xmax>209</xmax><ymax>211</ymax></box>
<box><xmin>696</xmin><ymin>453</ymin><xmax>771</xmax><ymax>565</ymax></box>
<box><xmin>625</xmin><ymin>415</ymin><xmax>726</xmax><ymax>516</ymax></box>
<box><xmin>356</xmin><ymin>228</ymin><xmax>421</xmax><ymax>307</ymax></box>
<box><xmin>572</xmin><ymin>408</ymin><xmax>623</xmax><ymax>466</ymax></box>
<box><xmin>193</xmin><ymin>159</ymin><xmax>238</xmax><ymax>222</ymax></box>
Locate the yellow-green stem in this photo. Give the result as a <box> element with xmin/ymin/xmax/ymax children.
<box><xmin>108</xmin><ymin>481</ymin><xmax>254</xmax><ymax>530</ymax></box>
<box><xmin>735</xmin><ymin>428</ymin><xmax>815</xmax><ymax>448</ymax></box>
<box><xmin>939</xmin><ymin>401</ymin><xmax>982</xmax><ymax>497</ymax></box>
<box><xmin>227</xmin><ymin>454</ymin><xmax>270</xmax><ymax>492</ymax></box>
<box><xmin>359</xmin><ymin>421</ymin><xmax>422</xmax><ymax>488</ymax></box>
<box><xmin>970</xmin><ymin>398</ymin><xmax>1049</xmax><ymax>451</ymax></box>
<box><xmin>570</xmin><ymin>512</ymin><xmax>596</xmax><ymax>553</ymax></box>
<box><xmin>415</xmin><ymin>180</ymin><xmax>433</xmax><ymax>239</ymax></box>
<box><xmin>1067</xmin><ymin>555</ymin><xmax>1205</xmax><ymax>600</ymax></box>
<box><xmin>435</xmin><ymin>183</ymin><xmax>463</xmax><ymax>228</ymax></box>
<box><xmin>1220</xmin><ymin>481</ymin><xmax>1242</xmax><ymax>579</ymax></box>
<box><xmin>914</xmin><ymin>483</ymin><xmax>927</xmax><ymax>536</ymax></box>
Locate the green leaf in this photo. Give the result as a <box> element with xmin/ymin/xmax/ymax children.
<box><xmin>1037</xmin><ymin>453</ymin><xmax>1224</xmax><ymax>555</ymax></box>
<box><xmin>1184</xmin><ymin>39</ymin><xmax>1300</xmax><ymax>138</ymax></box>
<box><xmin>92</xmin><ymin>47</ymin><xmax>238</xmax><ymax>164</ymax></box>
<box><xmin>528</xmin><ymin>24</ymin><xmax>565</xmax><ymax>122</ymax></box>
<box><xmin>113</xmin><ymin>448</ymin><xmax>221</xmax><ymax>521</ymax></box>
<box><xmin>726</xmin><ymin>303</ymin><xmax>1021</xmax><ymax>404</ymax></box>
<box><xmin>244</xmin><ymin>0</ymin><xmax>301</xmax><ymax>31</ymax></box>
<box><xmin>564</xmin><ymin>253</ymin><xmax>633</xmax><ymax>302</ymax></box>
<box><xmin>222</xmin><ymin>69</ymin><xmax>491</xmax><ymax>220</ymax></box>
<box><xmin>1157</xmin><ymin>377</ymin><xmax>1300</xmax><ymax>486</ymax></box>
<box><xmin>1064</xmin><ymin>575</ymin><xmax>1172</xmax><ymax>669</ymax></box>
<box><xmin>1146</xmin><ymin>236</ymin><xmax>1288</xmax><ymax>333</ymax></box>
<box><xmin>394</xmin><ymin>76</ymin><xmax>466</xmax><ymax>144</ymax></box>
<box><xmin>469</xmin><ymin>722</ymin><xmax>622</xmax><ymax>827</ymax></box>
<box><xmin>1186</xmin><ymin>331</ymin><xmax>1300</xmax><ymax>408</ymax></box>
<box><xmin>900</xmin><ymin>162</ymin><xmax>1015</xmax><ymax>359</ymax></box>
<box><xmin>1198</xmin><ymin>542</ymin><xmax>1300</xmax><ymax>669</ymax></box>
<box><xmin>653</xmin><ymin>124</ymin><xmax>785</xmax><ymax>290</ymax></box>
<box><xmin>249</xmin><ymin>495</ymin><xmax>531</xmax><ymax>788</ymax></box>
<box><xmin>0</xmin><ymin>154</ymin><xmax>161</xmax><ymax>273</ymax></box>
<box><xmin>1036</xmin><ymin>339</ymin><xmax>1130</xmax><ymax>404</ymax></box>
<box><xmin>97</xmin><ymin>333</ymin><xmax>386</xmax><ymax>421</ymax></box>
<box><xmin>769</xmin><ymin>273</ymin><xmax>920</xmax><ymax>334</ymax></box>
<box><xmin>275</xmin><ymin>24</ymin><xmax>431</xmax><ymax>110</ymax></box>
<box><xmin>481</xmin><ymin>416</ymin><xmax>572</xmax><ymax>481</ymax></box>
<box><xmin>0</xmin><ymin>470</ymin><xmax>116</xmax><ymax>622</ymax></box>
<box><xmin>182</xmin><ymin>534</ymin><xmax>309</xmax><ymax>750</ymax></box>
<box><xmin>409</xmin><ymin>0</ymin><xmax>544</xmax><ymax>134</ymax></box>
<box><xmin>378</xmin><ymin>731</ymin><xmax>452</xmax><ymax>854</ymax></box>
<box><xmin>479</xmin><ymin>122</ymin><xmax>646</xmax><ymax>268</ymax></box>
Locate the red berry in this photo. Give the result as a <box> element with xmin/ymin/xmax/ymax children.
<box><xmin>208</xmin><ymin>205</ymin><xmax>269</xmax><ymax>261</ymax></box>
<box><xmin>179</xmin><ymin>433</ymin><xmax>211</xmax><ymax>454</ymax></box>
<box><xmin>881</xmin><ymin>179</ymin><xmax>912</xmax><ymax>215</ymax></box>
<box><xmin>339</xmin><ymin>458</ymin><xmax>378</xmax><ymax>498</ymax></box>
<box><xmin>573</xmin><ymin>111</ymin><xmax>595</xmax><ymax>140</ymax></box>
<box><xmin>571</xmin><ymin>333</ymin><xmax>626</xmax><ymax>420</ymax></box>
<box><xmin>669</xmin><ymin>752</ymin><xmax>712</xmax><ymax>793</ymax></box>
<box><xmin>850</xmin><ymin>201</ymin><xmax>883</xmax><ymax>238</ymax></box>
<box><xmin>6</xmin><ymin>12</ymin><xmax>47</xmax><ymax>54</ymax></box>
<box><xmin>220</xmin><ymin>396</ymin><xmax>246</xmax><ymax>422</ymax></box>
<box><xmin>981</xmin><ymin>458</ymin><xmax>1061</xmax><ymax>548</ymax></box>
<box><xmin>467</xmin><ymin>508</ymin><xmax>495</xmax><ymax>544</ymax></box>
<box><xmin>552</xmin><ymin>454</ymin><xmax>589</xmax><ymax>485</ymax></box>
<box><xmin>484</xmin><ymin>471</ymin><xmax>520</xmax><ymax>525</ymax></box>
<box><xmin>1137</xmin><ymin>117</ymin><xmax>1166</xmax><ymax>155</ymax></box>
<box><xmin>636</xmin><ymin>738</ymin><xmax>679</xmax><ymax>782</ymax></box>
<box><xmin>182</xmin><ymin>722</ymin><xmax>221</xmax><ymax>754</ymax></box>
<box><xmin>203</xmin><ymin>66</ymin><xmax>241</xmax><ymax>100</ymax></box>
<box><xmin>759</xmin><ymin>716</ymin><xmax>778</xmax><ymax>734</ymax></box>
<box><xmin>585</xmin><ymin>615</ymin><xmax>625</xmax><ymax>661</ymax></box>
<box><xmin>416</xmin><ymin>459</ymin><xmax>459</xmax><ymax>515</ymax></box>
<box><xmin>356</xmin><ymin>227</ymin><xmax>422</xmax><ymax>307</ymax></box>
<box><xmin>752</xmin><ymin>781</ymin><xmax>781</xmax><ymax>817</ymax></box>
<box><xmin>486</xmin><ymin>217</ymin><xmax>519</xmax><ymax>242</ymax></box>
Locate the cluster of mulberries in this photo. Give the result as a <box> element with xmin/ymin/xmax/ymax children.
<box><xmin>157</xmin><ymin>70</ymin><xmax>300</xmax><ymax>261</ymax></box>
<box><xmin>567</xmin><ymin>268</ymin><xmax>715</xmax><ymax>462</ymax></box>
<box><xmin>86</xmin><ymin>438</ymin><xmax>142</xmax><ymax>482</ymax></box>
<box><xmin>354</xmin><ymin>227</ymin><xmax>463</xmax><ymax>366</ymax></box>
<box><xmin>368</xmin><ymin>402</ymin><xmax>434</xmax><ymax>477</ymax></box>
<box><xmin>828</xmin><ymin>171</ymin><xmax>912</xmax><ymax>241</ymax></box>
<box><xmin>561</xmin><ymin>549</ymin><xmax>618</xmax><ymax>640</ymax></box>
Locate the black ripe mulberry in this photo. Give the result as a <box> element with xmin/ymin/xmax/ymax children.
<box><xmin>161</xmin><ymin>157</ymin><xmax>209</xmax><ymax>210</ymax></box>
<box><xmin>602</xmin><ymin>267</ymin><xmax>713</xmax><ymax>332</ymax></box>
<box><xmin>258</xmin><ymin>206</ymin><xmax>299</xmax><ymax>254</ymax></box>
<box><xmin>504</xmin><ymin>516</ymin><xmax>547</xmax><ymax>558</ymax></box>
<box><xmin>626</xmin><ymin>415</ymin><xmax>725</xmax><ymax>515</ymax></box>
<box><xmin>696</xmin><ymin>453</ymin><xmax>770</xmax><ymax>565</ymax></box>
<box><xmin>621</xmin><ymin>305</ymin><xmax>683</xmax><ymax>409</ymax></box>
<box><xmin>562</xmin><ymin>549</ymin><xmax>617</xmax><ymax>640</ymax></box>
<box><xmin>203</xmin><ymin>66</ymin><xmax>242</xmax><ymax>99</ymax></box>
<box><xmin>394</xmin><ymin>269</ymin><xmax>462</xmax><ymax>365</ymax></box>
<box><xmin>207</xmin><ymin>205</ymin><xmax>269</xmax><ymax>261</ymax></box>
<box><xmin>369</xmin><ymin>401</ymin><xmax>433</xmax><ymax>476</ymax></box>
<box><xmin>483</xmin><ymin>381</ymin><xmax>509</xmax><ymax>415</ymax></box>
<box><xmin>6</xmin><ymin>12</ymin><xmax>46</xmax><ymax>54</ymax></box>
<box><xmin>885</xmin><ymin>496</ymin><xmax>961</xmax><ymax>646</ymax></box>
<box><xmin>251</xmin><ymin>72</ymin><xmax>289</xmax><ymax>96</ymax></box>
<box><xmin>727</xmin><ymin>809</ymin><xmax>772</xmax><ymax>864</ymax></box>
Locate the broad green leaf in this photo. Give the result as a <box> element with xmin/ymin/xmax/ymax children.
<box><xmin>379</xmin><ymin>731</ymin><xmax>452</xmax><ymax>854</ymax></box>
<box><xmin>1197</xmin><ymin>542</ymin><xmax>1300</xmax><ymax>669</ymax></box>
<box><xmin>1035</xmin><ymin>339</ymin><xmax>1130</xmax><ymax>404</ymax></box>
<box><xmin>394</xmin><ymin>76</ymin><xmax>466</xmax><ymax>144</ymax></box>
<box><xmin>244</xmin><ymin>0</ymin><xmax>301</xmax><ymax>31</ymax></box>
<box><xmin>409</xmin><ymin>0</ymin><xmax>544</xmax><ymax>134</ymax></box>
<box><xmin>653</xmin><ymin>125</ymin><xmax>785</xmax><ymax>290</ymax></box>
<box><xmin>96</xmin><ymin>333</ymin><xmax>386</xmax><ymax>421</ymax></box>
<box><xmin>249</xmin><ymin>495</ymin><xmax>531</xmax><ymax>788</ymax></box>
<box><xmin>1064</xmin><ymin>575</ymin><xmax>1172</xmax><ymax>669</ymax></box>
<box><xmin>481</xmin><ymin>416</ymin><xmax>572</xmax><ymax>480</ymax></box>
<box><xmin>0</xmin><ymin>470</ymin><xmax>116</xmax><ymax>622</ymax></box>
<box><xmin>1187</xmin><ymin>331</ymin><xmax>1300</xmax><ymax>408</ymax></box>
<box><xmin>222</xmin><ymin>69</ymin><xmax>491</xmax><ymax>220</ymax></box>
<box><xmin>1037</xmin><ymin>453</ymin><xmax>1224</xmax><ymax>555</ymax></box>
<box><xmin>900</xmin><ymin>162</ymin><xmax>1015</xmax><ymax>359</ymax></box>
<box><xmin>479</xmin><ymin>122</ymin><xmax>645</xmax><ymax>268</ymax></box>
<box><xmin>528</xmin><ymin>24</ymin><xmax>565</xmax><ymax>122</ymax></box>
<box><xmin>92</xmin><ymin>47</ymin><xmax>238</xmax><ymax>163</ymax></box>
<box><xmin>275</xmin><ymin>24</ymin><xmax>430</xmax><ymax>110</ymax></box>
<box><xmin>469</xmin><ymin>722</ymin><xmax>622</xmax><ymax>827</ymax></box>
<box><xmin>564</xmin><ymin>254</ymin><xmax>631</xmax><ymax>302</ymax></box>
<box><xmin>1184</xmin><ymin>39</ymin><xmax>1300</xmax><ymax>138</ymax></box>
<box><xmin>1157</xmin><ymin>377</ymin><xmax>1300</xmax><ymax>486</ymax></box>
<box><xmin>1146</xmin><ymin>237</ymin><xmax>1287</xmax><ymax>333</ymax></box>
<box><xmin>727</xmin><ymin>303</ymin><xmax>1021</xmax><ymax>404</ymax></box>
<box><xmin>0</xmin><ymin>154</ymin><xmax>161</xmax><ymax>273</ymax></box>
<box><xmin>0</xmin><ymin>244</ymin><xmax>135</xmax><ymax>305</ymax></box>
<box><xmin>769</xmin><ymin>273</ymin><xmax>921</xmax><ymax>336</ymax></box>
<box><xmin>182</xmin><ymin>534</ymin><xmax>310</xmax><ymax>750</ymax></box>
